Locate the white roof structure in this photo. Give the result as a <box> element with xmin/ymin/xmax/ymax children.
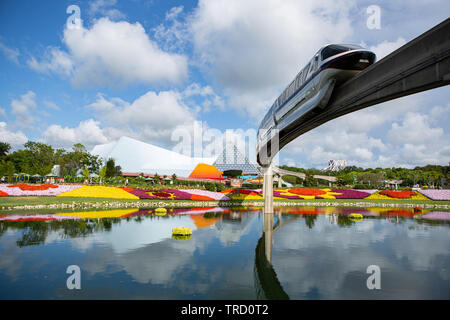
<box><xmin>91</xmin><ymin>136</ymin><xmax>215</xmax><ymax>177</ymax></box>
<box><xmin>323</xmin><ymin>160</ymin><xmax>347</xmax><ymax>171</ymax></box>
<box><xmin>213</xmin><ymin>143</ymin><xmax>260</xmax><ymax>175</ymax></box>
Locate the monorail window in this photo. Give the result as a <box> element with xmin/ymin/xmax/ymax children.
<box><xmin>321</xmin><ymin>44</ymin><xmax>362</xmax><ymax>60</ymax></box>
<box><xmin>260</xmin><ymin>106</ymin><xmax>273</xmax><ymax>128</ymax></box>
<box><xmin>313</xmin><ymin>55</ymin><xmax>318</xmax><ymax>71</ymax></box>
<box><xmin>302</xmin><ymin>63</ymin><xmax>310</xmax><ymax>82</ymax></box>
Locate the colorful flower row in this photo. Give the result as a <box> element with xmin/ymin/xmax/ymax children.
<box><xmin>366</xmin><ymin>190</ymin><xmax>430</xmax><ymax>201</ymax></box>
<box><xmin>417</xmin><ymin>190</ymin><xmax>450</xmax><ymax>200</ymax></box>
<box><xmin>0</xmin><ymin>184</ymin><xmax>83</xmax><ymax>196</ymax></box>
<box><xmin>56</xmin><ymin>186</ymin><xmax>140</xmax><ymax>199</ymax></box>
<box><xmin>7</xmin><ymin>184</ymin><xmax>59</xmax><ymax>191</ymax></box>
<box><xmin>0</xmin><ymin>184</ymin><xmax>449</xmax><ymax>201</ymax></box>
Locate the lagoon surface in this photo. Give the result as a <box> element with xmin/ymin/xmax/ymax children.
<box><xmin>0</xmin><ymin>206</ymin><xmax>449</xmax><ymax>299</ymax></box>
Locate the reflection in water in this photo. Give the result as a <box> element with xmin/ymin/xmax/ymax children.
<box><xmin>0</xmin><ymin>206</ymin><xmax>449</xmax><ymax>299</ymax></box>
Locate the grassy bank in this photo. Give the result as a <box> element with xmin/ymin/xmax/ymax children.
<box><xmin>0</xmin><ymin>196</ymin><xmax>449</xmax><ymax>212</ymax></box>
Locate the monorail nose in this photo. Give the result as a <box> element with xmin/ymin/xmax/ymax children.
<box><xmin>327</xmin><ymin>51</ymin><xmax>376</xmax><ymax>71</ymax></box>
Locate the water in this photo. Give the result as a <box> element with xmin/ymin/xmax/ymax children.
<box><xmin>0</xmin><ymin>206</ymin><xmax>449</xmax><ymax>299</ymax></box>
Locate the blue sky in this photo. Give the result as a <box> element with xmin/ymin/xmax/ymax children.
<box><xmin>0</xmin><ymin>0</ymin><xmax>449</xmax><ymax>169</ymax></box>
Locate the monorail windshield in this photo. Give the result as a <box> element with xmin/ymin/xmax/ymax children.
<box><xmin>259</xmin><ymin>105</ymin><xmax>273</xmax><ymax>130</ymax></box>
<box><xmin>321</xmin><ymin>44</ymin><xmax>363</xmax><ymax>60</ymax></box>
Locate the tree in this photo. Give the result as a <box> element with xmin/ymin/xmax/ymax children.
<box><xmin>5</xmin><ymin>161</ymin><xmax>15</xmax><ymax>183</ymax></box>
<box><xmin>357</xmin><ymin>172</ymin><xmax>384</xmax><ymax>186</ymax></box>
<box><xmin>59</xmin><ymin>144</ymin><xmax>102</xmax><ymax>176</ymax></box>
<box><xmin>82</xmin><ymin>167</ymin><xmax>90</xmax><ymax>181</ymax></box>
<box><xmin>0</xmin><ymin>142</ymin><xmax>11</xmax><ymax>160</ymax></box>
<box><xmin>99</xmin><ymin>166</ymin><xmax>107</xmax><ymax>184</ymax></box>
<box><xmin>105</xmin><ymin>158</ymin><xmax>116</xmax><ymax>178</ymax></box>
<box><xmin>23</xmin><ymin>141</ymin><xmax>55</xmax><ymax>175</ymax></box>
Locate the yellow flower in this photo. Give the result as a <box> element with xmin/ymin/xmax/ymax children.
<box><xmin>366</xmin><ymin>191</ymin><xmax>430</xmax><ymax>201</ymax></box>
<box><xmin>57</xmin><ymin>186</ymin><xmax>139</xmax><ymax>199</ymax></box>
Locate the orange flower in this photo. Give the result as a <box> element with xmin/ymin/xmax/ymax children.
<box><xmin>288</xmin><ymin>188</ymin><xmax>327</xmax><ymax>196</ymax></box>
<box><xmin>191</xmin><ymin>194</ymin><xmax>215</xmax><ymax>201</ymax></box>
<box><xmin>379</xmin><ymin>190</ymin><xmax>416</xmax><ymax>199</ymax></box>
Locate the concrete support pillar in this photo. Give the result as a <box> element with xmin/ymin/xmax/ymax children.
<box><xmin>278</xmin><ymin>175</ymin><xmax>282</xmax><ymax>188</ymax></box>
<box><xmin>263</xmin><ymin>164</ymin><xmax>274</xmax><ymax>214</ymax></box>
<box><xmin>262</xmin><ymin>164</ymin><xmax>274</xmax><ymax>262</ymax></box>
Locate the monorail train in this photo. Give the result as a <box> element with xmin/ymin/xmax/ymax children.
<box><xmin>256</xmin><ymin>44</ymin><xmax>376</xmax><ymax>165</ymax></box>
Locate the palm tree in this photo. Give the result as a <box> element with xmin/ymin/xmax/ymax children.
<box><xmin>99</xmin><ymin>166</ymin><xmax>107</xmax><ymax>185</ymax></box>
<box><xmin>82</xmin><ymin>167</ymin><xmax>90</xmax><ymax>184</ymax></box>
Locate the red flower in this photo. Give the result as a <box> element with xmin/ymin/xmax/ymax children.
<box><xmin>0</xmin><ymin>190</ymin><xmax>8</xmax><ymax>197</ymax></box>
<box><xmin>7</xmin><ymin>184</ymin><xmax>58</xmax><ymax>191</ymax></box>
<box><xmin>288</xmin><ymin>188</ymin><xmax>327</xmax><ymax>196</ymax></box>
<box><xmin>379</xmin><ymin>190</ymin><xmax>416</xmax><ymax>199</ymax></box>
<box><xmin>238</xmin><ymin>189</ymin><xmax>261</xmax><ymax>195</ymax></box>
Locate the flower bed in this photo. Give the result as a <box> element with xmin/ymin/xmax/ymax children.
<box><xmin>330</xmin><ymin>189</ymin><xmax>372</xmax><ymax>199</ymax></box>
<box><xmin>418</xmin><ymin>190</ymin><xmax>450</xmax><ymax>200</ymax></box>
<box><xmin>7</xmin><ymin>184</ymin><xmax>58</xmax><ymax>191</ymax></box>
<box><xmin>379</xmin><ymin>190</ymin><xmax>417</xmax><ymax>199</ymax></box>
<box><xmin>57</xmin><ymin>186</ymin><xmax>139</xmax><ymax>199</ymax></box>
<box><xmin>366</xmin><ymin>190</ymin><xmax>430</xmax><ymax>201</ymax></box>
<box><xmin>274</xmin><ymin>188</ymin><xmax>342</xmax><ymax>200</ymax></box>
<box><xmin>0</xmin><ymin>184</ymin><xmax>83</xmax><ymax>196</ymax></box>
<box><xmin>126</xmin><ymin>189</ymin><xmax>206</xmax><ymax>200</ymax></box>
<box><xmin>182</xmin><ymin>189</ymin><xmax>230</xmax><ymax>201</ymax></box>
<box><xmin>288</xmin><ymin>188</ymin><xmax>327</xmax><ymax>196</ymax></box>
<box><xmin>221</xmin><ymin>189</ymin><xmax>264</xmax><ymax>200</ymax></box>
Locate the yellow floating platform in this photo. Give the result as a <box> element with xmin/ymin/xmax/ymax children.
<box><xmin>349</xmin><ymin>213</ymin><xmax>363</xmax><ymax>220</ymax></box>
<box><xmin>172</xmin><ymin>227</ymin><xmax>192</xmax><ymax>236</ymax></box>
<box><xmin>172</xmin><ymin>234</ymin><xmax>192</xmax><ymax>241</ymax></box>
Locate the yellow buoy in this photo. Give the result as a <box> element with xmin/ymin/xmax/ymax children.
<box><xmin>349</xmin><ymin>213</ymin><xmax>363</xmax><ymax>221</ymax></box>
<box><xmin>172</xmin><ymin>227</ymin><xmax>192</xmax><ymax>236</ymax></box>
<box><xmin>155</xmin><ymin>208</ymin><xmax>167</xmax><ymax>216</ymax></box>
<box><xmin>172</xmin><ymin>234</ymin><xmax>192</xmax><ymax>241</ymax></box>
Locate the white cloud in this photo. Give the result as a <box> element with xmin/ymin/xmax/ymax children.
<box><xmin>43</xmin><ymin>100</ymin><xmax>61</xmax><ymax>111</ymax></box>
<box><xmin>182</xmin><ymin>83</ymin><xmax>225</xmax><ymax>112</ymax></box>
<box><xmin>0</xmin><ymin>107</ymin><xmax>6</xmax><ymax>118</ymax></box>
<box><xmin>28</xmin><ymin>17</ymin><xmax>188</xmax><ymax>88</ymax></box>
<box><xmin>0</xmin><ymin>122</ymin><xmax>28</xmax><ymax>148</ymax></box>
<box><xmin>153</xmin><ymin>6</ymin><xmax>188</xmax><ymax>53</ymax></box>
<box><xmin>388</xmin><ymin>112</ymin><xmax>443</xmax><ymax>145</ymax></box>
<box><xmin>10</xmin><ymin>91</ymin><xmax>37</xmax><ymax>128</ymax></box>
<box><xmin>27</xmin><ymin>47</ymin><xmax>73</xmax><ymax>76</ymax></box>
<box><xmin>189</xmin><ymin>0</ymin><xmax>355</xmax><ymax>119</ymax></box>
<box><xmin>42</xmin><ymin>119</ymin><xmax>109</xmax><ymax>149</ymax></box>
<box><xmin>367</xmin><ymin>37</ymin><xmax>407</xmax><ymax>60</ymax></box>
<box><xmin>86</xmin><ymin>90</ymin><xmax>198</xmax><ymax>146</ymax></box>
<box><xmin>0</xmin><ymin>41</ymin><xmax>20</xmax><ymax>64</ymax></box>
<box><xmin>88</xmin><ymin>0</ymin><xmax>126</xmax><ymax>20</ymax></box>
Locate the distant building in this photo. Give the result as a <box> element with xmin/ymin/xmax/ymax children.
<box><xmin>91</xmin><ymin>136</ymin><xmax>261</xmax><ymax>179</ymax></box>
<box><xmin>323</xmin><ymin>160</ymin><xmax>347</xmax><ymax>171</ymax></box>
<box><xmin>91</xmin><ymin>136</ymin><xmax>215</xmax><ymax>177</ymax></box>
<box><xmin>213</xmin><ymin>143</ymin><xmax>260</xmax><ymax>176</ymax></box>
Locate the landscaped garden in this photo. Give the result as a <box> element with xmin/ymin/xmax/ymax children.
<box><xmin>1</xmin><ymin>184</ymin><xmax>449</xmax><ymax>209</ymax></box>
